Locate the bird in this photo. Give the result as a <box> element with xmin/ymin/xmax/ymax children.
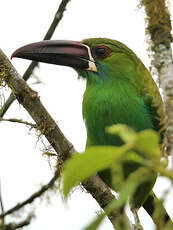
<box><xmin>11</xmin><ymin>38</ymin><xmax>170</xmax><ymax>225</ymax></box>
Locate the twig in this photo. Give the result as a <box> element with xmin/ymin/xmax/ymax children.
<box><xmin>0</xmin><ymin>118</ymin><xmax>37</xmax><ymax>129</ymax></box>
<box><xmin>0</xmin><ymin>183</ymin><xmax>4</xmax><ymax>216</ymax></box>
<box><xmin>43</xmin><ymin>0</ymin><xmax>71</xmax><ymax>40</ymax></box>
<box><xmin>0</xmin><ymin>50</ymin><xmax>121</xmax><ymax>229</ymax></box>
<box><xmin>0</xmin><ymin>182</ymin><xmax>5</xmax><ymax>230</ymax></box>
<box><xmin>0</xmin><ymin>0</ymin><xmax>71</xmax><ymax>118</ymax></box>
<box><xmin>0</xmin><ymin>170</ymin><xmax>59</xmax><ymax>219</ymax></box>
<box><xmin>0</xmin><ymin>214</ymin><xmax>33</xmax><ymax>230</ymax></box>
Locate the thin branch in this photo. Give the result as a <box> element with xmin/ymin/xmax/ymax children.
<box><xmin>0</xmin><ymin>184</ymin><xmax>4</xmax><ymax>215</ymax></box>
<box><xmin>43</xmin><ymin>0</ymin><xmax>71</xmax><ymax>40</ymax></box>
<box><xmin>0</xmin><ymin>170</ymin><xmax>59</xmax><ymax>219</ymax></box>
<box><xmin>0</xmin><ymin>118</ymin><xmax>37</xmax><ymax>129</ymax></box>
<box><xmin>0</xmin><ymin>182</ymin><xmax>5</xmax><ymax>230</ymax></box>
<box><xmin>0</xmin><ymin>0</ymin><xmax>71</xmax><ymax>118</ymax></box>
<box><xmin>0</xmin><ymin>50</ymin><xmax>121</xmax><ymax>229</ymax></box>
<box><xmin>0</xmin><ymin>214</ymin><xmax>33</xmax><ymax>230</ymax></box>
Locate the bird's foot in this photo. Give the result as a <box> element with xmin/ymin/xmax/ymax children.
<box><xmin>132</xmin><ymin>208</ymin><xmax>144</xmax><ymax>230</ymax></box>
<box><xmin>132</xmin><ymin>223</ymin><xmax>144</xmax><ymax>230</ymax></box>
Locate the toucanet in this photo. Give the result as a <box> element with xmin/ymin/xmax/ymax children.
<box><xmin>12</xmin><ymin>38</ymin><xmax>170</xmax><ymax>224</ymax></box>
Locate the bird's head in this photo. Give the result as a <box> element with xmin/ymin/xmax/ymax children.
<box><xmin>11</xmin><ymin>38</ymin><xmax>146</xmax><ymax>86</ymax></box>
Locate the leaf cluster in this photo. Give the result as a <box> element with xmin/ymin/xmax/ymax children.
<box><xmin>63</xmin><ymin>124</ymin><xmax>171</xmax><ymax>229</ymax></box>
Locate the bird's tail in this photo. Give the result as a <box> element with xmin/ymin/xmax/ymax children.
<box><xmin>143</xmin><ymin>192</ymin><xmax>172</xmax><ymax>228</ymax></box>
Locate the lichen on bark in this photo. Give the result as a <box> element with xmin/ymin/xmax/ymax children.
<box><xmin>140</xmin><ymin>0</ymin><xmax>173</xmax><ymax>156</ymax></box>
<box><xmin>140</xmin><ymin>0</ymin><xmax>172</xmax><ymax>49</ymax></box>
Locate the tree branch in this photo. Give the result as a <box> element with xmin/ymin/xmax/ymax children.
<box><xmin>0</xmin><ymin>0</ymin><xmax>71</xmax><ymax>118</ymax></box>
<box><xmin>0</xmin><ymin>118</ymin><xmax>37</xmax><ymax>128</ymax></box>
<box><xmin>82</xmin><ymin>176</ymin><xmax>120</xmax><ymax>225</ymax></box>
<box><xmin>0</xmin><ymin>50</ymin><xmax>121</xmax><ymax>229</ymax></box>
<box><xmin>140</xmin><ymin>0</ymin><xmax>173</xmax><ymax>155</ymax></box>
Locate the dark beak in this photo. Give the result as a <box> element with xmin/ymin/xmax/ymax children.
<box><xmin>11</xmin><ymin>40</ymin><xmax>97</xmax><ymax>72</ymax></box>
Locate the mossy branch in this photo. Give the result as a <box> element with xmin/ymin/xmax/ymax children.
<box><xmin>140</xmin><ymin>0</ymin><xmax>173</xmax><ymax>156</ymax></box>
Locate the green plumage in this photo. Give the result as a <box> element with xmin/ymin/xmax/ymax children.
<box><xmin>78</xmin><ymin>38</ymin><xmax>165</xmax><ymax>210</ymax></box>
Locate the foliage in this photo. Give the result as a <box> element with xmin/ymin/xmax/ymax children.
<box><xmin>63</xmin><ymin>124</ymin><xmax>161</xmax><ymax>197</ymax></box>
<box><xmin>62</xmin><ymin>124</ymin><xmax>173</xmax><ymax>228</ymax></box>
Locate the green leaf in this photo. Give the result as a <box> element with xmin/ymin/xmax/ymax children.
<box><xmin>110</xmin><ymin>161</ymin><xmax>124</xmax><ymax>191</ymax></box>
<box><xmin>124</xmin><ymin>151</ymin><xmax>144</xmax><ymax>164</ymax></box>
<box><xmin>63</xmin><ymin>127</ymin><xmax>161</xmax><ymax>198</ymax></box>
<box><xmin>107</xmin><ymin>125</ymin><xmax>160</xmax><ymax>161</ymax></box>
<box><xmin>107</xmin><ymin>124</ymin><xmax>136</xmax><ymax>144</ymax></box>
<box><xmin>63</xmin><ymin>146</ymin><xmax>126</xmax><ymax>197</ymax></box>
<box><xmin>134</xmin><ymin>129</ymin><xmax>160</xmax><ymax>160</ymax></box>
<box><xmin>111</xmin><ymin>150</ymin><xmax>151</xmax><ymax>191</ymax></box>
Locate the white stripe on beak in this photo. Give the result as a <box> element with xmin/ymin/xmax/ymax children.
<box><xmin>83</xmin><ymin>44</ymin><xmax>97</xmax><ymax>72</ymax></box>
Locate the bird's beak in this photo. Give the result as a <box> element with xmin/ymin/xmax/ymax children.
<box><xmin>11</xmin><ymin>40</ymin><xmax>97</xmax><ymax>72</ymax></box>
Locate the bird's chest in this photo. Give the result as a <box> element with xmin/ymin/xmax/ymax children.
<box><xmin>82</xmin><ymin>85</ymin><xmax>152</xmax><ymax>146</ymax></box>
<box><xmin>82</xmin><ymin>88</ymin><xmax>130</xmax><ymax>146</ymax></box>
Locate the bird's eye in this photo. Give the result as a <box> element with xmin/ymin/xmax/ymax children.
<box><xmin>95</xmin><ymin>48</ymin><xmax>106</xmax><ymax>56</ymax></box>
<box><xmin>92</xmin><ymin>45</ymin><xmax>112</xmax><ymax>59</ymax></box>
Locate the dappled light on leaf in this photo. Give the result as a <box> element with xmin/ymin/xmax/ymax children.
<box><xmin>63</xmin><ymin>146</ymin><xmax>125</xmax><ymax>197</ymax></box>
<box><xmin>107</xmin><ymin>124</ymin><xmax>136</xmax><ymax>145</ymax></box>
<box><xmin>63</xmin><ymin>125</ymin><xmax>162</xmax><ymax>200</ymax></box>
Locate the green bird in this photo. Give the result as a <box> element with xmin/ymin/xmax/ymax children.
<box><xmin>12</xmin><ymin>38</ymin><xmax>169</xmax><ymax>223</ymax></box>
